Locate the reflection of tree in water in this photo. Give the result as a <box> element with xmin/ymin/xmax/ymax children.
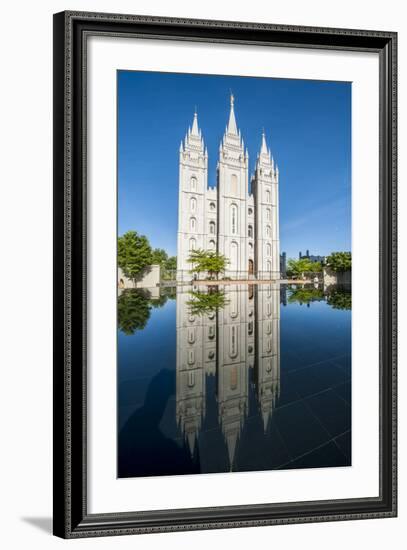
<box><xmin>118</xmin><ymin>288</ymin><xmax>176</xmax><ymax>335</ymax></box>
<box><xmin>287</xmin><ymin>285</ymin><xmax>352</xmax><ymax>310</ymax></box>
<box><xmin>288</xmin><ymin>287</ymin><xmax>325</xmax><ymax>305</ymax></box>
<box><xmin>186</xmin><ymin>288</ymin><xmax>229</xmax><ymax>316</ymax></box>
<box><xmin>118</xmin><ymin>291</ymin><xmax>151</xmax><ymax>335</ymax></box>
<box><xmin>327</xmin><ymin>287</ymin><xmax>351</xmax><ymax>310</ymax></box>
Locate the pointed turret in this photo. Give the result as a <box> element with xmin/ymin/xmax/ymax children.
<box><xmin>227</xmin><ymin>93</ymin><xmax>238</xmax><ymax>135</ymax></box>
<box><xmin>182</xmin><ymin>109</ymin><xmax>205</xmax><ymax>156</ymax></box>
<box><xmin>191</xmin><ymin>109</ymin><xmax>199</xmax><ymax>136</ymax></box>
<box><xmin>258</xmin><ymin>130</ymin><xmax>272</xmax><ymax>164</ymax></box>
<box><xmin>260</xmin><ymin>129</ymin><xmax>268</xmax><ymax>155</ymax></box>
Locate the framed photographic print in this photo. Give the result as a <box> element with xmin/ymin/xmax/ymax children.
<box><xmin>53</xmin><ymin>11</ymin><xmax>397</xmax><ymax>538</ymax></box>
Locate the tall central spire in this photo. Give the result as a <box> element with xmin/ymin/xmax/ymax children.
<box><xmin>227</xmin><ymin>92</ymin><xmax>238</xmax><ymax>135</ymax></box>
<box><xmin>260</xmin><ymin>129</ymin><xmax>268</xmax><ymax>155</ymax></box>
<box><xmin>191</xmin><ymin>108</ymin><xmax>199</xmax><ymax>136</ymax></box>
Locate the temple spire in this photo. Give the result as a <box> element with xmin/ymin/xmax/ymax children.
<box><xmin>191</xmin><ymin>108</ymin><xmax>199</xmax><ymax>136</ymax></box>
<box><xmin>260</xmin><ymin>129</ymin><xmax>268</xmax><ymax>156</ymax></box>
<box><xmin>227</xmin><ymin>92</ymin><xmax>238</xmax><ymax>135</ymax></box>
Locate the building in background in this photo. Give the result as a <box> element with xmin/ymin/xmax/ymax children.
<box><xmin>299</xmin><ymin>250</ymin><xmax>326</xmax><ymax>264</ymax></box>
<box><xmin>280</xmin><ymin>251</ymin><xmax>287</xmax><ymax>278</ymax></box>
<box><xmin>177</xmin><ymin>95</ymin><xmax>280</xmax><ymax>281</ymax></box>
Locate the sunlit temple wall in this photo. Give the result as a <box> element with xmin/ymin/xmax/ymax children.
<box><xmin>177</xmin><ymin>95</ymin><xmax>280</xmax><ymax>282</ymax></box>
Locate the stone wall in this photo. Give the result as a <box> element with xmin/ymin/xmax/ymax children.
<box><xmin>118</xmin><ymin>265</ymin><xmax>161</xmax><ymax>289</ymax></box>
<box><xmin>323</xmin><ymin>267</ymin><xmax>351</xmax><ymax>286</ymax></box>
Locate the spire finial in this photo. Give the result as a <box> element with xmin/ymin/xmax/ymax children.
<box><xmin>226</xmin><ymin>91</ymin><xmax>238</xmax><ymax>135</ymax></box>
<box><xmin>191</xmin><ymin>108</ymin><xmax>199</xmax><ymax>136</ymax></box>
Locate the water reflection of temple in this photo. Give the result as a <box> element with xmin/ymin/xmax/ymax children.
<box><xmin>176</xmin><ymin>284</ymin><xmax>280</xmax><ymax>470</ymax></box>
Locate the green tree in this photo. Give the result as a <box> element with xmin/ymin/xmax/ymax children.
<box><xmin>117</xmin><ymin>290</ymin><xmax>151</xmax><ymax>335</ymax></box>
<box><xmin>204</xmin><ymin>252</ymin><xmax>229</xmax><ymax>279</ymax></box>
<box><xmin>161</xmin><ymin>255</ymin><xmax>177</xmax><ymax>281</ymax></box>
<box><xmin>187</xmin><ymin>248</ymin><xmax>207</xmax><ymax>273</ymax></box>
<box><xmin>151</xmin><ymin>248</ymin><xmax>168</xmax><ymax>266</ymax></box>
<box><xmin>165</xmin><ymin>256</ymin><xmax>177</xmax><ymax>272</ymax></box>
<box><xmin>286</xmin><ymin>258</ymin><xmax>322</xmax><ymax>278</ymax></box>
<box><xmin>325</xmin><ymin>252</ymin><xmax>352</xmax><ymax>272</ymax></box>
<box><xmin>118</xmin><ymin>231</ymin><xmax>153</xmax><ymax>284</ymax></box>
<box><xmin>187</xmin><ymin>249</ymin><xmax>229</xmax><ymax>279</ymax></box>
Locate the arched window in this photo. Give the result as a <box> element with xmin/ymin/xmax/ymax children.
<box><xmin>248</xmin><ymin>207</ymin><xmax>253</xmax><ymax>216</ymax></box>
<box><xmin>248</xmin><ymin>242</ymin><xmax>253</xmax><ymax>250</ymax></box>
<box><xmin>188</xmin><ymin>328</ymin><xmax>195</xmax><ymax>344</ymax></box>
<box><xmin>248</xmin><ymin>225</ymin><xmax>253</xmax><ymax>238</ymax></box>
<box><xmin>190</xmin><ymin>176</ymin><xmax>197</xmax><ymax>191</ymax></box>
<box><xmin>230</xmin><ymin>366</ymin><xmax>238</xmax><ymax>390</ymax></box>
<box><xmin>209</xmin><ymin>221</ymin><xmax>216</xmax><ymax>234</ymax></box>
<box><xmin>230</xmin><ymin>241</ymin><xmax>238</xmax><ymax>271</ymax></box>
<box><xmin>266</xmin><ymin>225</ymin><xmax>271</xmax><ymax>238</ymax></box>
<box><xmin>231</xmin><ymin>174</ymin><xmax>238</xmax><ymax>195</ymax></box>
<box><xmin>248</xmin><ymin>321</ymin><xmax>253</xmax><ymax>335</ymax></box>
<box><xmin>209</xmin><ymin>202</ymin><xmax>216</xmax><ymax>211</ymax></box>
<box><xmin>208</xmin><ymin>325</ymin><xmax>215</xmax><ymax>340</ymax></box>
<box><xmin>190</xmin><ymin>217</ymin><xmax>196</xmax><ymax>231</ymax></box>
<box><xmin>266</xmin><ymin>260</ymin><xmax>272</xmax><ymax>273</ymax></box>
<box><xmin>230</xmin><ymin>326</ymin><xmax>238</xmax><ymax>358</ymax></box>
<box><xmin>266</xmin><ymin>243</ymin><xmax>271</xmax><ymax>257</ymax></box>
<box><xmin>189</xmin><ymin>238</ymin><xmax>196</xmax><ymax>251</ymax></box>
<box><xmin>231</xmin><ymin>204</ymin><xmax>238</xmax><ymax>234</ymax></box>
<box><xmin>190</xmin><ymin>196</ymin><xmax>196</xmax><ymax>212</ymax></box>
<box><xmin>188</xmin><ymin>349</ymin><xmax>195</xmax><ymax>365</ymax></box>
<box><xmin>266</xmin><ymin>208</ymin><xmax>271</xmax><ymax>221</ymax></box>
<box><xmin>208</xmin><ymin>239</ymin><xmax>216</xmax><ymax>251</ymax></box>
<box><xmin>266</xmin><ymin>190</ymin><xmax>271</xmax><ymax>203</ymax></box>
<box><xmin>230</xmin><ymin>291</ymin><xmax>238</xmax><ymax>318</ymax></box>
<box><xmin>187</xmin><ymin>371</ymin><xmax>195</xmax><ymax>387</ymax></box>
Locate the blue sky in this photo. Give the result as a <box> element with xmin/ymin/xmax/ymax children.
<box><xmin>118</xmin><ymin>70</ymin><xmax>351</xmax><ymax>260</ymax></box>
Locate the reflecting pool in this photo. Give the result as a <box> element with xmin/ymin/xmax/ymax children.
<box><xmin>118</xmin><ymin>283</ymin><xmax>351</xmax><ymax>478</ymax></box>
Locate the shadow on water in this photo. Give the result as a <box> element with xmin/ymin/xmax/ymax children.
<box><xmin>118</xmin><ymin>283</ymin><xmax>352</xmax><ymax>477</ymax></box>
<box><xmin>118</xmin><ymin>368</ymin><xmax>200</xmax><ymax>477</ymax></box>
